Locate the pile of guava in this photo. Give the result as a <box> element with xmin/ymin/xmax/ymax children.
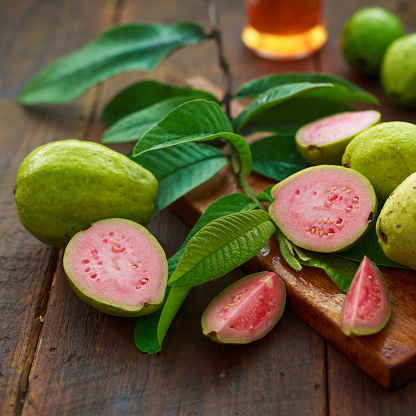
<box><xmin>341</xmin><ymin>6</ymin><xmax>416</xmax><ymax>108</ymax></box>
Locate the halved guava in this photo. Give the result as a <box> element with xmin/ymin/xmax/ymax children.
<box><xmin>201</xmin><ymin>271</ymin><xmax>286</xmax><ymax>344</ymax></box>
<box><xmin>295</xmin><ymin>110</ymin><xmax>381</xmax><ymax>165</ymax></box>
<box><xmin>268</xmin><ymin>166</ymin><xmax>377</xmax><ymax>253</ymax></box>
<box><xmin>341</xmin><ymin>256</ymin><xmax>391</xmax><ymax>336</ymax></box>
<box><xmin>63</xmin><ymin>218</ymin><xmax>168</xmax><ymax>317</ymax></box>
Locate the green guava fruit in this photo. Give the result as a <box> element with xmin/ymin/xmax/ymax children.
<box><xmin>341</xmin><ymin>256</ymin><xmax>391</xmax><ymax>336</ymax></box>
<box><xmin>295</xmin><ymin>110</ymin><xmax>381</xmax><ymax>165</ymax></box>
<box><xmin>63</xmin><ymin>218</ymin><xmax>168</xmax><ymax>317</ymax></box>
<box><xmin>268</xmin><ymin>166</ymin><xmax>377</xmax><ymax>253</ymax></box>
<box><xmin>201</xmin><ymin>271</ymin><xmax>286</xmax><ymax>344</ymax></box>
<box><xmin>381</xmin><ymin>33</ymin><xmax>416</xmax><ymax>108</ymax></box>
<box><xmin>341</xmin><ymin>6</ymin><xmax>404</xmax><ymax>77</ymax></box>
<box><xmin>376</xmin><ymin>172</ymin><xmax>416</xmax><ymax>270</ymax></box>
<box><xmin>15</xmin><ymin>139</ymin><xmax>158</xmax><ymax>248</ymax></box>
<box><xmin>342</xmin><ymin>121</ymin><xmax>416</xmax><ymax>200</ymax></box>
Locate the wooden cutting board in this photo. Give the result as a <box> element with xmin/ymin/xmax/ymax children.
<box><xmin>169</xmin><ymin>77</ymin><xmax>416</xmax><ymax>390</ymax></box>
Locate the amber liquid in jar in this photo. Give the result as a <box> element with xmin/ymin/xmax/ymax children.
<box><xmin>242</xmin><ymin>0</ymin><xmax>328</xmax><ymax>60</ymax></box>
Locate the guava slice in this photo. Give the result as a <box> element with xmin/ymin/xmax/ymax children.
<box><xmin>63</xmin><ymin>218</ymin><xmax>168</xmax><ymax>317</ymax></box>
<box><xmin>15</xmin><ymin>139</ymin><xmax>158</xmax><ymax>248</ymax></box>
<box><xmin>268</xmin><ymin>166</ymin><xmax>377</xmax><ymax>253</ymax></box>
<box><xmin>201</xmin><ymin>271</ymin><xmax>286</xmax><ymax>344</ymax></box>
<box><xmin>296</xmin><ymin>110</ymin><xmax>381</xmax><ymax>165</ymax></box>
<box><xmin>340</xmin><ymin>256</ymin><xmax>391</xmax><ymax>336</ymax></box>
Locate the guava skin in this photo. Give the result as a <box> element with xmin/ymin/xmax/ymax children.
<box><xmin>381</xmin><ymin>33</ymin><xmax>416</xmax><ymax>108</ymax></box>
<box><xmin>342</xmin><ymin>122</ymin><xmax>416</xmax><ymax>200</ymax></box>
<box><xmin>341</xmin><ymin>7</ymin><xmax>404</xmax><ymax>77</ymax></box>
<box><xmin>15</xmin><ymin>140</ymin><xmax>158</xmax><ymax>248</ymax></box>
<box><xmin>201</xmin><ymin>271</ymin><xmax>286</xmax><ymax>344</ymax></box>
<box><xmin>376</xmin><ymin>172</ymin><xmax>416</xmax><ymax>270</ymax></box>
<box><xmin>295</xmin><ymin>110</ymin><xmax>381</xmax><ymax>166</ymax></box>
<box><xmin>341</xmin><ymin>256</ymin><xmax>391</xmax><ymax>336</ymax></box>
<box><xmin>63</xmin><ymin>218</ymin><xmax>168</xmax><ymax>317</ymax></box>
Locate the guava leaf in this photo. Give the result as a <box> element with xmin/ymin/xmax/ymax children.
<box><xmin>237</xmin><ymin>97</ymin><xmax>354</xmax><ymax>136</ymax></box>
<box><xmin>133</xmin><ymin>99</ymin><xmax>252</xmax><ymax>177</ymax></box>
<box><xmin>102</xmin><ymin>96</ymin><xmax>198</xmax><ymax>144</ymax></box>
<box><xmin>18</xmin><ymin>22</ymin><xmax>206</xmax><ymax>105</ymax></box>
<box><xmin>101</xmin><ymin>80</ymin><xmax>218</xmax><ymax>124</ymax></box>
<box><xmin>134</xmin><ymin>193</ymin><xmax>256</xmax><ymax>354</ymax></box>
<box><xmin>168</xmin><ymin>210</ymin><xmax>276</xmax><ymax>287</ymax></box>
<box><xmin>257</xmin><ymin>184</ymin><xmax>275</xmax><ymax>203</ymax></box>
<box><xmin>234</xmin><ymin>72</ymin><xmax>379</xmax><ymax>104</ymax></box>
<box><xmin>299</xmin><ymin>251</ymin><xmax>358</xmax><ymax>293</ymax></box>
<box><xmin>134</xmin><ymin>300</ymin><xmax>167</xmax><ymax>354</ymax></box>
<box><xmin>276</xmin><ymin>229</ymin><xmax>302</xmax><ymax>272</ymax></box>
<box><xmin>232</xmin><ymin>82</ymin><xmax>334</xmax><ymax>133</ymax></box>
<box><xmin>250</xmin><ymin>135</ymin><xmax>310</xmax><ymax>181</ymax></box>
<box><xmin>131</xmin><ymin>142</ymin><xmax>228</xmax><ymax>213</ymax></box>
<box><xmin>335</xmin><ymin>227</ymin><xmax>408</xmax><ymax>269</ymax></box>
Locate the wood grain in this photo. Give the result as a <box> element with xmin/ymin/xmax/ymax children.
<box><xmin>0</xmin><ymin>0</ymin><xmax>119</xmax><ymax>414</ymax></box>
<box><xmin>2</xmin><ymin>0</ymin><xmax>416</xmax><ymax>414</ymax></box>
<box><xmin>13</xmin><ymin>1</ymin><xmax>327</xmax><ymax>415</ymax></box>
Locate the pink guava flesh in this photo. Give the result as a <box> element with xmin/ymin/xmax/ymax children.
<box><xmin>63</xmin><ymin>218</ymin><xmax>168</xmax><ymax>316</ymax></box>
<box><xmin>269</xmin><ymin>166</ymin><xmax>377</xmax><ymax>253</ymax></box>
<box><xmin>341</xmin><ymin>256</ymin><xmax>391</xmax><ymax>336</ymax></box>
<box><xmin>296</xmin><ymin>110</ymin><xmax>381</xmax><ymax>146</ymax></box>
<box><xmin>201</xmin><ymin>271</ymin><xmax>286</xmax><ymax>344</ymax></box>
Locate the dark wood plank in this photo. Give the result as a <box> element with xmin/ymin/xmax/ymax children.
<box><xmin>21</xmin><ymin>208</ymin><xmax>327</xmax><ymax>416</ymax></box>
<box><xmin>17</xmin><ymin>1</ymin><xmax>327</xmax><ymax>414</ymax></box>
<box><xmin>0</xmin><ymin>0</ymin><xmax>119</xmax><ymax>415</ymax></box>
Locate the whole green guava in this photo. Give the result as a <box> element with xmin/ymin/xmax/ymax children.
<box><xmin>342</xmin><ymin>122</ymin><xmax>416</xmax><ymax>200</ymax></box>
<box><xmin>381</xmin><ymin>33</ymin><xmax>416</xmax><ymax>108</ymax></box>
<box><xmin>341</xmin><ymin>6</ymin><xmax>404</xmax><ymax>77</ymax></box>
<box><xmin>15</xmin><ymin>140</ymin><xmax>158</xmax><ymax>248</ymax></box>
<box><xmin>376</xmin><ymin>172</ymin><xmax>416</xmax><ymax>270</ymax></box>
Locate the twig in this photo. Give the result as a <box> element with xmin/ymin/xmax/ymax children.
<box><xmin>205</xmin><ymin>0</ymin><xmax>233</xmax><ymax>120</ymax></box>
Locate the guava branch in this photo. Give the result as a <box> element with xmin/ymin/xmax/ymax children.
<box><xmin>205</xmin><ymin>0</ymin><xmax>232</xmax><ymax>120</ymax></box>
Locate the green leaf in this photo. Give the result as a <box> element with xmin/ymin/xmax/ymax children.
<box><xmin>276</xmin><ymin>229</ymin><xmax>302</xmax><ymax>272</ymax></box>
<box><xmin>101</xmin><ymin>80</ymin><xmax>218</xmax><ymax>124</ymax></box>
<box><xmin>168</xmin><ymin>210</ymin><xmax>276</xmax><ymax>287</ymax></box>
<box><xmin>335</xmin><ymin>226</ymin><xmax>408</xmax><ymax>269</ymax></box>
<box><xmin>237</xmin><ymin>97</ymin><xmax>354</xmax><ymax>136</ymax></box>
<box><xmin>131</xmin><ymin>142</ymin><xmax>228</xmax><ymax>213</ymax></box>
<box><xmin>250</xmin><ymin>135</ymin><xmax>310</xmax><ymax>181</ymax></box>
<box><xmin>232</xmin><ymin>83</ymin><xmax>334</xmax><ymax>133</ymax></box>
<box><xmin>134</xmin><ymin>300</ymin><xmax>167</xmax><ymax>354</ymax></box>
<box><xmin>134</xmin><ymin>193</ymin><xmax>256</xmax><ymax>354</ymax></box>
<box><xmin>257</xmin><ymin>184</ymin><xmax>275</xmax><ymax>202</ymax></box>
<box><xmin>235</xmin><ymin>72</ymin><xmax>379</xmax><ymax>104</ymax></box>
<box><xmin>167</xmin><ymin>193</ymin><xmax>258</xmax><ymax>276</ymax></box>
<box><xmin>133</xmin><ymin>99</ymin><xmax>252</xmax><ymax>177</ymax></box>
<box><xmin>102</xmin><ymin>96</ymin><xmax>197</xmax><ymax>144</ymax></box>
<box><xmin>19</xmin><ymin>22</ymin><xmax>206</xmax><ymax>105</ymax></box>
<box><xmin>299</xmin><ymin>251</ymin><xmax>358</xmax><ymax>293</ymax></box>
<box><xmin>156</xmin><ymin>286</ymin><xmax>190</xmax><ymax>346</ymax></box>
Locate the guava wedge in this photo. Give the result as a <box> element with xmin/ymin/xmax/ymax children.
<box><xmin>340</xmin><ymin>256</ymin><xmax>391</xmax><ymax>336</ymax></box>
<box><xmin>376</xmin><ymin>172</ymin><xmax>416</xmax><ymax>270</ymax></box>
<box><xmin>295</xmin><ymin>110</ymin><xmax>381</xmax><ymax>165</ymax></box>
<box><xmin>268</xmin><ymin>166</ymin><xmax>377</xmax><ymax>253</ymax></box>
<box><xmin>201</xmin><ymin>271</ymin><xmax>286</xmax><ymax>344</ymax></box>
<box><xmin>63</xmin><ymin>218</ymin><xmax>168</xmax><ymax>317</ymax></box>
<box><xmin>15</xmin><ymin>139</ymin><xmax>158</xmax><ymax>248</ymax></box>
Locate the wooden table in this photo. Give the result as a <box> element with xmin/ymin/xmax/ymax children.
<box><xmin>2</xmin><ymin>0</ymin><xmax>416</xmax><ymax>414</ymax></box>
